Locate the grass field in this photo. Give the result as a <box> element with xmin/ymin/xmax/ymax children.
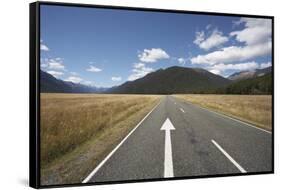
<box><xmin>40</xmin><ymin>93</ymin><xmax>161</xmax><ymax>185</ymax></box>
<box><xmin>174</xmin><ymin>94</ymin><xmax>272</xmax><ymax>130</ymax></box>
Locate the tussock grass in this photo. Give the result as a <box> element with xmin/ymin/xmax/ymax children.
<box><xmin>174</xmin><ymin>94</ymin><xmax>272</xmax><ymax>130</ymax></box>
<box><xmin>40</xmin><ymin>93</ymin><xmax>161</xmax><ymax>185</ymax></box>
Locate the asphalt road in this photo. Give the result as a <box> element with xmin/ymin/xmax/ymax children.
<box><xmin>83</xmin><ymin>95</ymin><xmax>272</xmax><ymax>183</ymax></box>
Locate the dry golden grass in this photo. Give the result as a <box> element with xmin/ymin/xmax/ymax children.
<box><xmin>40</xmin><ymin>93</ymin><xmax>161</xmax><ymax>185</ymax></box>
<box><xmin>174</xmin><ymin>94</ymin><xmax>272</xmax><ymax>130</ymax></box>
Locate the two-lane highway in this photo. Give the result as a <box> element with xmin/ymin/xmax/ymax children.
<box><xmin>83</xmin><ymin>95</ymin><xmax>272</xmax><ymax>183</ymax></box>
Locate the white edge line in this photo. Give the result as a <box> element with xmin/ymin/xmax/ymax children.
<box><xmin>211</xmin><ymin>139</ymin><xmax>246</xmax><ymax>173</ymax></box>
<box><xmin>82</xmin><ymin>98</ymin><xmax>163</xmax><ymax>183</ymax></box>
<box><xmin>183</xmin><ymin>100</ymin><xmax>271</xmax><ymax>134</ymax></box>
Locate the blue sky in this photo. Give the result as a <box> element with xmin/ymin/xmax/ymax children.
<box><xmin>40</xmin><ymin>5</ymin><xmax>272</xmax><ymax>87</ymax></box>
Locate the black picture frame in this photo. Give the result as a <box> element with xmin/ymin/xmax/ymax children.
<box><xmin>30</xmin><ymin>1</ymin><xmax>274</xmax><ymax>189</ymax></box>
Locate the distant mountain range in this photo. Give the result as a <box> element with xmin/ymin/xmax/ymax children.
<box><xmin>221</xmin><ymin>72</ymin><xmax>272</xmax><ymax>94</ymax></box>
<box><xmin>40</xmin><ymin>70</ymin><xmax>107</xmax><ymax>93</ymax></box>
<box><xmin>228</xmin><ymin>66</ymin><xmax>272</xmax><ymax>81</ymax></box>
<box><xmin>109</xmin><ymin>66</ymin><xmax>230</xmax><ymax>94</ymax></box>
<box><xmin>40</xmin><ymin>66</ymin><xmax>272</xmax><ymax>95</ymax></box>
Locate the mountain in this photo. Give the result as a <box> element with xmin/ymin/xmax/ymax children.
<box><xmin>228</xmin><ymin>66</ymin><xmax>272</xmax><ymax>81</ymax></box>
<box><xmin>218</xmin><ymin>72</ymin><xmax>272</xmax><ymax>94</ymax></box>
<box><xmin>40</xmin><ymin>70</ymin><xmax>106</xmax><ymax>93</ymax></box>
<box><xmin>108</xmin><ymin>66</ymin><xmax>231</xmax><ymax>94</ymax></box>
<box><xmin>41</xmin><ymin>66</ymin><xmax>272</xmax><ymax>95</ymax></box>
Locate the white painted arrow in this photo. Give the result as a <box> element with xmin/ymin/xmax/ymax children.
<box><xmin>161</xmin><ymin>118</ymin><xmax>175</xmax><ymax>178</ymax></box>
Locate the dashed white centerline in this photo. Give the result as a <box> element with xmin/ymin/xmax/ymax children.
<box><xmin>211</xmin><ymin>139</ymin><xmax>247</xmax><ymax>173</ymax></box>
<box><xmin>180</xmin><ymin>108</ymin><xmax>185</xmax><ymax>113</ymax></box>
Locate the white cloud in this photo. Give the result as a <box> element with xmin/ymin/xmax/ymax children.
<box><xmin>134</xmin><ymin>63</ymin><xmax>145</xmax><ymax>69</ymax></box>
<box><xmin>41</xmin><ymin>58</ymin><xmax>66</xmax><ymax>71</ymax></box>
<box><xmin>194</xmin><ymin>31</ymin><xmax>205</xmax><ymax>46</ymax></box>
<box><xmin>65</xmin><ymin>76</ymin><xmax>83</xmax><ymax>83</ymax></box>
<box><xmin>177</xmin><ymin>57</ymin><xmax>186</xmax><ymax>65</ymax></box>
<box><xmin>260</xmin><ymin>62</ymin><xmax>272</xmax><ymax>69</ymax></box>
<box><xmin>191</xmin><ymin>41</ymin><xmax>271</xmax><ymax>65</ymax></box>
<box><xmin>194</xmin><ymin>29</ymin><xmax>228</xmax><ymax>50</ymax></box>
<box><xmin>48</xmin><ymin>61</ymin><xmax>65</xmax><ymax>70</ymax></box>
<box><xmin>86</xmin><ymin>65</ymin><xmax>102</xmax><ymax>73</ymax></box>
<box><xmin>208</xmin><ymin>61</ymin><xmax>272</xmax><ymax>76</ymax></box>
<box><xmin>55</xmin><ymin>57</ymin><xmax>63</xmax><ymax>61</ymax></box>
<box><xmin>128</xmin><ymin>63</ymin><xmax>154</xmax><ymax>81</ymax></box>
<box><xmin>41</xmin><ymin>63</ymin><xmax>48</xmax><ymax>68</ymax></box>
<box><xmin>111</xmin><ymin>76</ymin><xmax>122</xmax><ymax>81</ymax></box>
<box><xmin>40</xmin><ymin>43</ymin><xmax>49</xmax><ymax>51</ymax></box>
<box><xmin>138</xmin><ymin>48</ymin><xmax>170</xmax><ymax>63</ymax></box>
<box><xmin>86</xmin><ymin>65</ymin><xmax>102</xmax><ymax>72</ymax></box>
<box><xmin>208</xmin><ymin>62</ymin><xmax>259</xmax><ymax>73</ymax></box>
<box><xmin>230</xmin><ymin>18</ymin><xmax>271</xmax><ymax>45</ymax></box>
<box><xmin>191</xmin><ymin>18</ymin><xmax>272</xmax><ymax>72</ymax></box>
<box><xmin>46</xmin><ymin>70</ymin><xmax>64</xmax><ymax>78</ymax></box>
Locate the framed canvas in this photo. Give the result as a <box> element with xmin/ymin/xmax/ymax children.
<box><xmin>30</xmin><ymin>1</ymin><xmax>274</xmax><ymax>188</ymax></box>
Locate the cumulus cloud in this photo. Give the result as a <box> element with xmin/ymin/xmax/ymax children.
<box><xmin>40</xmin><ymin>58</ymin><xmax>66</xmax><ymax>71</ymax></box>
<box><xmin>40</xmin><ymin>44</ymin><xmax>49</xmax><ymax>51</ymax></box>
<box><xmin>134</xmin><ymin>63</ymin><xmax>145</xmax><ymax>69</ymax></box>
<box><xmin>128</xmin><ymin>63</ymin><xmax>154</xmax><ymax>81</ymax></box>
<box><xmin>111</xmin><ymin>76</ymin><xmax>122</xmax><ymax>81</ymax></box>
<box><xmin>86</xmin><ymin>65</ymin><xmax>102</xmax><ymax>72</ymax></box>
<box><xmin>260</xmin><ymin>62</ymin><xmax>272</xmax><ymax>69</ymax></box>
<box><xmin>177</xmin><ymin>57</ymin><xmax>186</xmax><ymax>65</ymax></box>
<box><xmin>65</xmin><ymin>76</ymin><xmax>83</xmax><ymax>83</ymax></box>
<box><xmin>190</xmin><ymin>18</ymin><xmax>272</xmax><ymax>76</ymax></box>
<box><xmin>193</xmin><ymin>31</ymin><xmax>205</xmax><ymax>46</ymax></box>
<box><xmin>208</xmin><ymin>62</ymin><xmax>259</xmax><ymax>73</ymax></box>
<box><xmin>48</xmin><ymin>61</ymin><xmax>65</xmax><ymax>70</ymax></box>
<box><xmin>64</xmin><ymin>72</ymin><xmax>95</xmax><ymax>86</ymax></box>
<box><xmin>138</xmin><ymin>48</ymin><xmax>170</xmax><ymax>63</ymax></box>
<box><xmin>40</xmin><ymin>40</ymin><xmax>49</xmax><ymax>51</ymax></box>
<box><xmin>191</xmin><ymin>41</ymin><xmax>271</xmax><ymax>65</ymax></box>
<box><xmin>207</xmin><ymin>61</ymin><xmax>271</xmax><ymax>76</ymax></box>
<box><xmin>194</xmin><ymin>29</ymin><xmax>228</xmax><ymax>50</ymax></box>
<box><xmin>230</xmin><ymin>18</ymin><xmax>271</xmax><ymax>45</ymax></box>
<box><xmin>41</xmin><ymin>63</ymin><xmax>48</xmax><ymax>68</ymax></box>
<box><xmin>46</xmin><ymin>70</ymin><xmax>64</xmax><ymax>78</ymax></box>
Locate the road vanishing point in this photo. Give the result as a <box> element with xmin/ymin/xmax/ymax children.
<box><xmin>83</xmin><ymin>95</ymin><xmax>272</xmax><ymax>183</ymax></box>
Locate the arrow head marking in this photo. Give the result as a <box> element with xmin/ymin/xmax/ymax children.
<box><xmin>160</xmin><ymin>118</ymin><xmax>175</xmax><ymax>131</ymax></box>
